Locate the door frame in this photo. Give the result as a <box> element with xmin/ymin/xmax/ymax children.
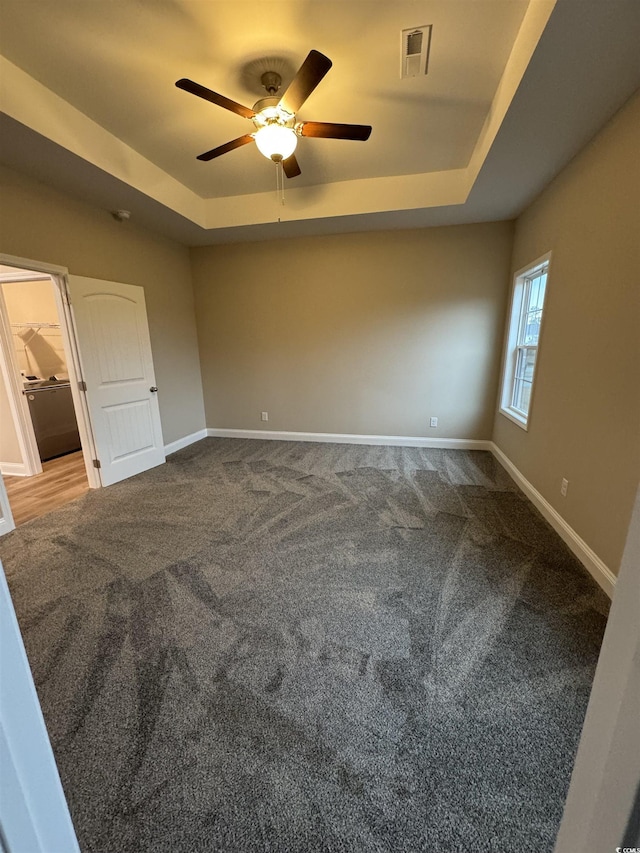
<box><xmin>0</xmin><ymin>253</ymin><xmax>101</xmax><ymax>490</ymax></box>
<box><xmin>0</xmin><ymin>471</ymin><xmax>15</xmax><ymax>535</ymax></box>
<box><xmin>0</xmin><ymin>561</ymin><xmax>80</xmax><ymax>851</ymax></box>
<box><xmin>0</xmin><ymin>285</ymin><xmax>42</xmax><ymax>478</ymax></box>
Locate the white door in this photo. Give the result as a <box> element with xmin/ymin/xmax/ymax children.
<box><xmin>68</xmin><ymin>276</ymin><xmax>165</xmax><ymax>486</ymax></box>
<box><xmin>0</xmin><ymin>473</ymin><xmax>15</xmax><ymax>536</ymax></box>
<box><xmin>1</xmin><ymin>563</ymin><xmax>80</xmax><ymax>851</ymax></box>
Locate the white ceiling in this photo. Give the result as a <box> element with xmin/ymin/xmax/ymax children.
<box><xmin>1</xmin><ymin>0</ymin><xmax>639</xmax><ymax>245</ymax></box>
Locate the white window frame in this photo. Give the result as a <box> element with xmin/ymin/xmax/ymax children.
<box><xmin>499</xmin><ymin>252</ymin><xmax>551</xmax><ymax>430</ymax></box>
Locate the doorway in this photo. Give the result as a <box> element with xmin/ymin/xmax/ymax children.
<box><xmin>0</xmin><ymin>253</ymin><xmax>167</xmax><ymax>533</ymax></box>
<box><xmin>0</xmin><ymin>262</ymin><xmax>96</xmax><ymax>525</ymax></box>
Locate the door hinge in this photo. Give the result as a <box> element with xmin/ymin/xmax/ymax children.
<box><xmin>78</xmin><ymin>380</ymin><xmax>87</xmax><ymax>392</ymax></box>
<box><xmin>93</xmin><ymin>459</ymin><xmax>101</xmax><ymax>469</ymax></box>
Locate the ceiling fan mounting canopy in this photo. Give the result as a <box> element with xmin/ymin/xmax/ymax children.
<box><xmin>175</xmin><ymin>49</ymin><xmax>372</xmax><ymax>177</ymax></box>
<box><xmin>260</xmin><ymin>71</ymin><xmax>282</xmax><ymax>96</ymax></box>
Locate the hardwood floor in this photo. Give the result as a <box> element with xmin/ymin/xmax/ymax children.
<box><xmin>4</xmin><ymin>451</ymin><xmax>89</xmax><ymax>526</ymax></box>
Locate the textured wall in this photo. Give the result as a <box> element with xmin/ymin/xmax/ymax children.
<box><xmin>0</xmin><ymin>166</ymin><xmax>206</xmax><ymax>445</ymax></box>
<box><xmin>493</xmin><ymin>90</ymin><xmax>640</xmax><ymax>574</ymax></box>
<box><xmin>191</xmin><ymin>222</ymin><xmax>513</xmax><ymax>440</ymax></box>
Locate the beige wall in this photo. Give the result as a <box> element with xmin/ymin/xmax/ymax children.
<box><xmin>191</xmin><ymin>222</ymin><xmax>513</xmax><ymax>439</ymax></box>
<box><xmin>0</xmin><ymin>166</ymin><xmax>205</xmax><ymax>445</ymax></box>
<box><xmin>0</xmin><ymin>371</ymin><xmax>21</xmax><ymax>467</ymax></box>
<box><xmin>493</xmin><ymin>90</ymin><xmax>640</xmax><ymax>574</ymax></box>
<box><xmin>3</xmin><ymin>279</ymin><xmax>67</xmax><ymax>379</ymax></box>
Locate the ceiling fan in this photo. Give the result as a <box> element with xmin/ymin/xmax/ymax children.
<box><xmin>176</xmin><ymin>50</ymin><xmax>372</xmax><ymax>178</ymax></box>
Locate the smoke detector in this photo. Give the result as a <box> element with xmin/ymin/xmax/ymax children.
<box><xmin>401</xmin><ymin>25</ymin><xmax>432</xmax><ymax>78</ymax></box>
<box><xmin>111</xmin><ymin>209</ymin><xmax>131</xmax><ymax>222</ymax></box>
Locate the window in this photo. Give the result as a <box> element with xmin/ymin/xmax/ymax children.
<box><xmin>499</xmin><ymin>254</ymin><xmax>550</xmax><ymax>429</ymax></box>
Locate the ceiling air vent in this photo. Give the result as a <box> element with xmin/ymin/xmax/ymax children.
<box><xmin>401</xmin><ymin>25</ymin><xmax>432</xmax><ymax>78</ymax></box>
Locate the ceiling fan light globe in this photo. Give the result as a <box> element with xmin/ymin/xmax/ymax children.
<box><xmin>254</xmin><ymin>125</ymin><xmax>297</xmax><ymax>162</ymax></box>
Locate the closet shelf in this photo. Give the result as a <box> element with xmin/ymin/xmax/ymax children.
<box><xmin>10</xmin><ymin>322</ymin><xmax>61</xmax><ymax>329</ymax></box>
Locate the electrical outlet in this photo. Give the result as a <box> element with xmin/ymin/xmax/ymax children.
<box><xmin>261</xmin><ymin>411</ymin><xmax>268</xmax><ymax>422</ymax></box>
<box><xmin>430</xmin><ymin>417</ymin><xmax>438</xmax><ymax>428</ymax></box>
<box><xmin>560</xmin><ymin>477</ymin><xmax>569</xmax><ymax>497</ymax></box>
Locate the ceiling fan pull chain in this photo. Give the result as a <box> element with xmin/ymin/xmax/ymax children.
<box><xmin>274</xmin><ymin>160</ymin><xmax>286</xmax><ymax>206</ymax></box>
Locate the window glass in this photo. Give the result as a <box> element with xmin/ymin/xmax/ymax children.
<box><xmin>500</xmin><ymin>259</ymin><xmax>549</xmax><ymax>428</ymax></box>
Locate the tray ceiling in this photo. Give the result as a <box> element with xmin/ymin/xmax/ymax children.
<box><xmin>1</xmin><ymin>0</ymin><xmax>639</xmax><ymax>244</ymax></box>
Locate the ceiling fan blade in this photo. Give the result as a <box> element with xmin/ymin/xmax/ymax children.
<box><xmin>176</xmin><ymin>78</ymin><xmax>255</xmax><ymax>119</ymax></box>
<box><xmin>278</xmin><ymin>50</ymin><xmax>332</xmax><ymax>115</ymax></box>
<box><xmin>197</xmin><ymin>135</ymin><xmax>254</xmax><ymax>161</ymax></box>
<box><xmin>300</xmin><ymin>122</ymin><xmax>372</xmax><ymax>141</ymax></box>
<box><xmin>282</xmin><ymin>154</ymin><xmax>301</xmax><ymax>179</ymax></box>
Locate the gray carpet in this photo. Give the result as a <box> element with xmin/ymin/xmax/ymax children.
<box><xmin>1</xmin><ymin>438</ymin><xmax>609</xmax><ymax>853</ymax></box>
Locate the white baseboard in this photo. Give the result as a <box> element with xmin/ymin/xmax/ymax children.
<box><xmin>489</xmin><ymin>442</ymin><xmax>616</xmax><ymax>598</ymax></box>
<box><xmin>164</xmin><ymin>429</ymin><xmax>208</xmax><ymax>457</ymax></box>
<box><xmin>0</xmin><ymin>462</ymin><xmax>28</xmax><ymax>478</ymax></box>
<box><xmin>204</xmin><ymin>427</ymin><xmax>615</xmax><ymax>597</ymax></box>
<box><xmin>201</xmin><ymin>427</ymin><xmax>615</xmax><ymax>597</ymax></box>
<box><xmin>207</xmin><ymin>427</ymin><xmax>493</xmax><ymax>451</ymax></box>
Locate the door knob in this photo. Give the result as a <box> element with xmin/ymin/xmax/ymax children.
<box><xmin>150</xmin><ymin>386</ymin><xmax>158</xmax><ymax>393</ymax></box>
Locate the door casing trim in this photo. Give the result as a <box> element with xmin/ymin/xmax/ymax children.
<box><xmin>0</xmin><ymin>253</ymin><xmax>101</xmax><ymax>489</ymax></box>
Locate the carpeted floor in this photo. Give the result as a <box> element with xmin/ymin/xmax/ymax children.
<box><xmin>1</xmin><ymin>438</ymin><xmax>609</xmax><ymax>852</ymax></box>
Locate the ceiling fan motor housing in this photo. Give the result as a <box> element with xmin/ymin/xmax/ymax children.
<box><xmin>251</xmin><ymin>96</ymin><xmax>293</xmax><ymax>125</ymax></box>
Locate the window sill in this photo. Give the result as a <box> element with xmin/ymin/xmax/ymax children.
<box><xmin>499</xmin><ymin>406</ymin><xmax>529</xmax><ymax>431</ymax></box>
